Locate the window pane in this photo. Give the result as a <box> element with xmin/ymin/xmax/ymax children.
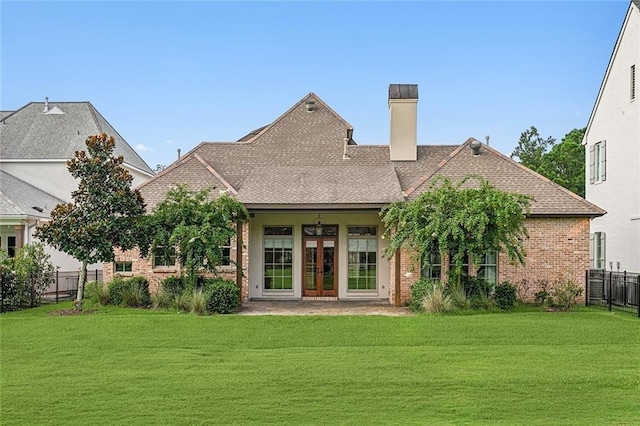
<box><xmin>264</xmin><ymin>237</ymin><xmax>293</xmax><ymax>290</ymax></box>
<box><xmin>264</xmin><ymin>227</ymin><xmax>293</xmax><ymax>236</ymax></box>
<box><xmin>347</xmin><ymin>226</ymin><xmax>377</xmax><ymax>236</ymax></box>
<box><xmin>347</xmin><ymin>237</ymin><xmax>377</xmax><ymax>291</ymax></box>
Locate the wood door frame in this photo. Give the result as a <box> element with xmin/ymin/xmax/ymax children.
<box><xmin>302</xmin><ymin>236</ymin><xmax>338</xmax><ymax>297</ymax></box>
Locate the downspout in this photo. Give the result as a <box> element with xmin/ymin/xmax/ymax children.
<box><xmin>236</xmin><ymin>221</ymin><xmax>244</xmax><ymax>302</ymax></box>
<box><xmin>394</xmin><ymin>249</ymin><xmax>401</xmax><ymax>307</ymax></box>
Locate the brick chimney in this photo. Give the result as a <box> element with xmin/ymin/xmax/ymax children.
<box><xmin>388</xmin><ymin>84</ymin><xmax>418</xmax><ymax>161</ymax></box>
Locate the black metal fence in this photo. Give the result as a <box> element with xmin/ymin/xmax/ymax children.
<box><xmin>43</xmin><ymin>270</ymin><xmax>103</xmax><ymax>303</ymax></box>
<box><xmin>1</xmin><ymin>269</ymin><xmax>103</xmax><ymax>312</ymax></box>
<box><xmin>586</xmin><ymin>269</ymin><xmax>640</xmax><ymax>317</ymax></box>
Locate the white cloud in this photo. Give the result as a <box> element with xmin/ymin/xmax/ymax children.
<box><xmin>165</xmin><ymin>139</ymin><xmax>174</xmax><ymax>145</ymax></box>
<box><xmin>135</xmin><ymin>144</ymin><xmax>153</xmax><ymax>152</ymax></box>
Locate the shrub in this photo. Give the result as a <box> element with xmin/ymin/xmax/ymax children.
<box><xmin>86</xmin><ymin>281</ymin><xmax>110</xmax><ymax>306</ymax></box>
<box><xmin>108</xmin><ymin>276</ymin><xmax>129</xmax><ymax>306</ymax></box>
<box><xmin>1</xmin><ymin>243</ymin><xmax>54</xmax><ymax>311</ymax></box>
<box><xmin>409</xmin><ymin>279</ymin><xmax>437</xmax><ymax>312</ymax></box>
<box><xmin>550</xmin><ymin>279</ymin><xmax>583</xmax><ymax>311</ymax></box>
<box><xmin>494</xmin><ymin>281</ymin><xmax>517</xmax><ymax>310</ymax></box>
<box><xmin>127</xmin><ymin>276</ymin><xmax>150</xmax><ymax>306</ymax></box>
<box><xmin>422</xmin><ymin>282</ymin><xmax>454</xmax><ymax>314</ymax></box>
<box><xmin>161</xmin><ymin>276</ymin><xmax>186</xmax><ymax>298</ymax></box>
<box><xmin>108</xmin><ymin>276</ymin><xmax>149</xmax><ymax>307</ymax></box>
<box><xmin>447</xmin><ymin>282</ymin><xmax>471</xmax><ymax>311</ymax></box>
<box><xmin>121</xmin><ymin>284</ymin><xmax>150</xmax><ymax>308</ymax></box>
<box><xmin>533</xmin><ymin>278</ymin><xmax>550</xmax><ymax>305</ymax></box>
<box><xmin>516</xmin><ymin>278</ymin><xmax>531</xmax><ymax>301</ymax></box>
<box><xmin>206</xmin><ymin>279</ymin><xmax>240</xmax><ymax>314</ymax></box>
<box><xmin>471</xmin><ymin>290</ymin><xmax>498</xmax><ymax>311</ymax></box>
<box><xmin>173</xmin><ymin>292</ymin><xmax>192</xmax><ymax>312</ymax></box>
<box><xmin>461</xmin><ymin>275</ymin><xmax>492</xmax><ymax>299</ymax></box>
<box><xmin>151</xmin><ymin>292</ymin><xmax>172</xmax><ymax>309</ymax></box>
<box><xmin>190</xmin><ymin>290</ymin><xmax>207</xmax><ymax>316</ymax></box>
<box><xmin>0</xmin><ymin>252</ymin><xmax>18</xmax><ymax>312</ymax></box>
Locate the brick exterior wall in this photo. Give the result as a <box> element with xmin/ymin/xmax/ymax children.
<box><xmin>104</xmin><ymin>222</ymin><xmax>250</xmax><ymax>298</ymax></box>
<box><xmin>393</xmin><ymin>217</ymin><xmax>590</xmax><ymax>305</ymax></box>
<box><xmin>107</xmin><ymin>218</ymin><xmax>588</xmax><ymax>306</ymax></box>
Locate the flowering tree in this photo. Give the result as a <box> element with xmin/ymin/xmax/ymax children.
<box><xmin>35</xmin><ymin>133</ymin><xmax>146</xmax><ymax>310</ymax></box>
<box><xmin>381</xmin><ymin>175</ymin><xmax>532</xmax><ymax>280</ymax></box>
<box><xmin>144</xmin><ymin>185</ymin><xmax>248</xmax><ymax>289</ymax></box>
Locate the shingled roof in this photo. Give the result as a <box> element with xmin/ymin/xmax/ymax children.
<box><xmin>0</xmin><ymin>171</ymin><xmax>65</xmax><ymax>219</ymax></box>
<box><xmin>0</xmin><ymin>101</ymin><xmax>154</xmax><ymax>175</ymax></box>
<box><xmin>136</xmin><ymin>92</ymin><xmax>604</xmax><ymax>217</ymax></box>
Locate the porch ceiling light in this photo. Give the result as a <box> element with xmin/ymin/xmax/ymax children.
<box><xmin>315</xmin><ymin>215</ymin><xmax>324</xmax><ymax>236</ymax></box>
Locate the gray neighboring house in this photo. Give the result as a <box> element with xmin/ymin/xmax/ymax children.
<box><xmin>0</xmin><ymin>100</ymin><xmax>154</xmax><ymax>270</ymax></box>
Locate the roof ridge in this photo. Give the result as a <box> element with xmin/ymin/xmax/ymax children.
<box><xmin>86</xmin><ymin>102</ymin><xmax>154</xmax><ymax>175</ymax></box>
<box><xmin>135</xmin><ymin>154</ymin><xmax>195</xmax><ymax>191</ymax></box>
<box><xmin>403</xmin><ymin>138</ymin><xmax>476</xmax><ymax>196</ymax></box>
<box><xmin>249</xmin><ymin>92</ymin><xmax>353</xmax><ymax>145</ymax></box>
<box><xmin>193</xmin><ymin>153</ymin><xmax>238</xmax><ymax>195</ymax></box>
<box><xmin>480</xmin><ymin>142</ymin><xmax>607</xmax><ymax>215</ymax></box>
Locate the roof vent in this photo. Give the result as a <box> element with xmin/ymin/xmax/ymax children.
<box><xmin>305</xmin><ymin>99</ymin><xmax>316</xmax><ymax>112</ymax></box>
<box><xmin>43</xmin><ymin>97</ymin><xmax>49</xmax><ymax>113</ymax></box>
<box><xmin>470</xmin><ymin>140</ymin><xmax>482</xmax><ymax>156</ymax></box>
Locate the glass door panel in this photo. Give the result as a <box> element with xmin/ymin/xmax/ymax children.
<box><xmin>305</xmin><ymin>240</ymin><xmax>318</xmax><ymax>291</ymax></box>
<box><xmin>322</xmin><ymin>240</ymin><xmax>335</xmax><ymax>292</ymax></box>
<box><xmin>303</xmin><ymin>238</ymin><xmax>337</xmax><ymax>297</ymax></box>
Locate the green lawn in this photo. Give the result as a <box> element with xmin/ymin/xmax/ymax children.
<box><xmin>1</xmin><ymin>304</ymin><xmax>639</xmax><ymax>425</ymax></box>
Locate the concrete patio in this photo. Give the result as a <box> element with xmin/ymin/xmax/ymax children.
<box><xmin>236</xmin><ymin>300</ymin><xmax>413</xmax><ymax>316</ymax></box>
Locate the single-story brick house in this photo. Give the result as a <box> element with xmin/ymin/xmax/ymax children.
<box><xmin>105</xmin><ymin>85</ymin><xmax>605</xmax><ymax>305</ymax></box>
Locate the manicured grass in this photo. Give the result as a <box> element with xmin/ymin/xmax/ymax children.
<box><xmin>1</xmin><ymin>304</ymin><xmax>639</xmax><ymax>425</ymax></box>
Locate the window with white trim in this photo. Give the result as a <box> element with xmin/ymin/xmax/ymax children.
<box><xmin>477</xmin><ymin>252</ymin><xmax>498</xmax><ymax>285</ymax></box>
<box><xmin>590</xmin><ymin>232</ymin><xmax>606</xmax><ymax>269</ymax></box>
<box><xmin>589</xmin><ymin>141</ymin><xmax>606</xmax><ymax>184</ymax></box>
<box><xmin>264</xmin><ymin>226</ymin><xmax>293</xmax><ymax>290</ymax></box>
<box><xmin>347</xmin><ymin>226</ymin><xmax>377</xmax><ymax>291</ymax></box>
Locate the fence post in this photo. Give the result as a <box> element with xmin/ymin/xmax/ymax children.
<box><xmin>623</xmin><ymin>271</ymin><xmax>627</xmax><ymax>307</ymax></box>
<box><xmin>0</xmin><ymin>269</ymin><xmax>4</xmax><ymax>314</ymax></box>
<box><xmin>608</xmin><ymin>271</ymin><xmax>613</xmax><ymax>312</ymax></box>
<box><xmin>30</xmin><ymin>272</ymin><xmax>35</xmax><ymax>308</ymax></box>
<box><xmin>585</xmin><ymin>269</ymin><xmax>589</xmax><ymax>307</ymax></box>
<box><xmin>637</xmin><ymin>275</ymin><xmax>640</xmax><ymax>319</ymax></box>
<box><xmin>55</xmin><ymin>270</ymin><xmax>59</xmax><ymax>304</ymax></box>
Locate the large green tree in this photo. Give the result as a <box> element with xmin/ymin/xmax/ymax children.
<box><xmin>144</xmin><ymin>185</ymin><xmax>249</xmax><ymax>288</ymax></box>
<box><xmin>35</xmin><ymin>133</ymin><xmax>146</xmax><ymax>310</ymax></box>
<box><xmin>381</xmin><ymin>176</ymin><xmax>532</xmax><ymax>279</ymax></box>
<box><xmin>511</xmin><ymin>126</ymin><xmax>556</xmax><ymax>173</ymax></box>
<box><xmin>537</xmin><ymin>128</ymin><xmax>586</xmax><ymax>197</ymax></box>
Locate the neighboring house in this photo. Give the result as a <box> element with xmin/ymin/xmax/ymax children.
<box><xmin>0</xmin><ymin>100</ymin><xmax>155</xmax><ymax>270</ymax></box>
<box><xmin>584</xmin><ymin>0</ymin><xmax>640</xmax><ymax>273</ymax></box>
<box><xmin>106</xmin><ymin>84</ymin><xmax>603</xmax><ymax>305</ymax></box>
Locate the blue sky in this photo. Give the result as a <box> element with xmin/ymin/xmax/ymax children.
<box><xmin>1</xmin><ymin>1</ymin><xmax>630</xmax><ymax>170</ymax></box>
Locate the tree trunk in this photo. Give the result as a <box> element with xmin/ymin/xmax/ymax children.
<box><xmin>76</xmin><ymin>260</ymin><xmax>88</xmax><ymax>311</ymax></box>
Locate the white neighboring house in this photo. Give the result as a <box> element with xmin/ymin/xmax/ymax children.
<box><xmin>584</xmin><ymin>0</ymin><xmax>640</xmax><ymax>273</ymax></box>
<box><xmin>0</xmin><ymin>100</ymin><xmax>155</xmax><ymax>271</ymax></box>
